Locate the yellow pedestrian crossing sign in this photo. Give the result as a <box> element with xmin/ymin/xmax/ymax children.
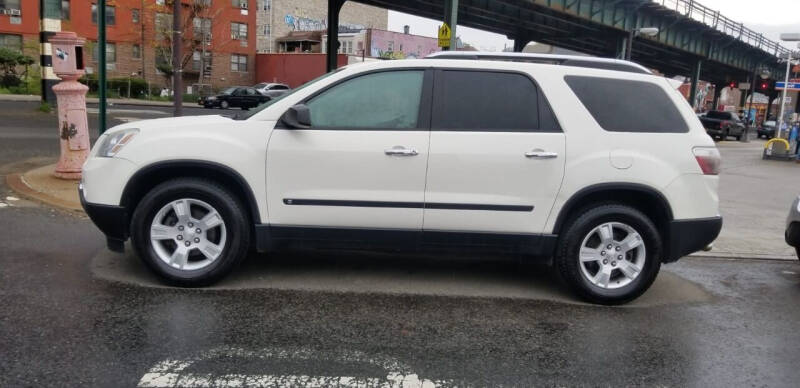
<box><xmin>438</xmin><ymin>23</ymin><xmax>451</xmax><ymax>47</ymax></box>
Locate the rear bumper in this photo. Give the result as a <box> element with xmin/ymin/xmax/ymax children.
<box><xmin>79</xmin><ymin>186</ymin><xmax>128</xmax><ymax>252</ymax></box>
<box><xmin>666</xmin><ymin>216</ymin><xmax>723</xmax><ymax>262</ymax></box>
<box><xmin>786</xmin><ymin>222</ymin><xmax>800</xmax><ymax>247</ymax></box>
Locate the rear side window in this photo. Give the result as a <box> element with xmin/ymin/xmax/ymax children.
<box><xmin>565</xmin><ymin>76</ymin><xmax>689</xmax><ymax>133</ymax></box>
<box><xmin>433</xmin><ymin>70</ymin><xmax>558</xmax><ymax>132</ymax></box>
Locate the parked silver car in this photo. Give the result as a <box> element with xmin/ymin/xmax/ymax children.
<box><xmin>787</xmin><ymin>196</ymin><xmax>800</xmax><ymax>260</ymax></box>
<box><xmin>253</xmin><ymin>82</ymin><xmax>291</xmax><ymax>99</ymax></box>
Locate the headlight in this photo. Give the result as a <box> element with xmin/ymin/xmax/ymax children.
<box><xmin>97</xmin><ymin>128</ymin><xmax>139</xmax><ymax>158</ymax></box>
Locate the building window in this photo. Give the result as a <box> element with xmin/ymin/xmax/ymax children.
<box><xmin>230</xmin><ymin>54</ymin><xmax>247</xmax><ymax>72</ymax></box>
<box><xmin>192</xmin><ymin>50</ymin><xmax>212</xmax><ymax>71</ymax></box>
<box><xmin>61</xmin><ymin>0</ymin><xmax>70</xmax><ymax>20</ymax></box>
<box><xmin>132</xmin><ymin>9</ymin><xmax>139</xmax><ymax>24</ymax></box>
<box><xmin>155</xmin><ymin>13</ymin><xmax>172</xmax><ymax>39</ymax></box>
<box><xmin>132</xmin><ymin>44</ymin><xmax>141</xmax><ymax>59</ymax></box>
<box><xmin>91</xmin><ymin>4</ymin><xmax>116</xmax><ymax>25</ymax></box>
<box><xmin>194</xmin><ymin>17</ymin><xmax>212</xmax><ymax>37</ymax></box>
<box><xmin>0</xmin><ymin>34</ymin><xmax>23</xmax><ymax>52</ymax></box>
<box><xmin>156</xmin><ymin>0</ymin><xmax>164</xmax><ymax>5</ymax></box>
<box><xmin>261</xmin><ymin>24</ymin><xmax>270</xmax><ymax>36</ymax></box>
<box><xmin>387</xmin><ymin>41</ymin><xmax>394</xmax><ymax>51</ymax></box>
<box><xmin>260</xmin><ymin>0</ymin><xmax>270</xmax><ymax>10</ymax></box>
<box><xmin>0</xmin><ymin>0</ymin><xmax>20</xmax><ymax>11</ymax></box>
<box><xmin>231</xmin><ymin>0</ymin><xmax>248</xmax><ymax>9</ymax></box>
<box><xmin>231</xmin><ymin>22</ymin><xmax>247</xmax><ymax>40</ymax></box>
<box><xmin>92</xmin><ymin>42</ymin><xmax>116</xmax><ymax>63</ymax></box>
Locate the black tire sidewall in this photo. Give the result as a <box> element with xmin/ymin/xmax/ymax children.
<box><xmin>130</xmin><ymin>179</ymin><xmax>250</xmax><ymax>286</ymax></box>
<box><xmin>557</xmin><ymin>204</ymin><xmax>662</xmax><ymax>304</ymax></box>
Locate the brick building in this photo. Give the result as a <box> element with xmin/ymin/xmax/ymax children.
<box><xmin>255</xmin><ymin>0</ymin><xmax>386</xmax><ymax>53</ymax></box>
<box><xmin>1</xmin><ymin>0</ymin><xmax>259</xmax><ymax>91</ymax></box>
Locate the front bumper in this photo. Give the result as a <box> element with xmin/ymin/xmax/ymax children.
<box><xmin>666</xmin><ymin>216</ymin><xmax>723</xmax><ymax>262</ymax></box>
<box><xmin>79</xmin><ymin>186</ymin><xmax>128</xmax><ymax>252</ymax></box>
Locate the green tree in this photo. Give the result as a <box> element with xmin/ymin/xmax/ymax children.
<box><xmin>0</xmin><ymin>48</ymin><xmax>35</xmax><ymax>88</ymax></box>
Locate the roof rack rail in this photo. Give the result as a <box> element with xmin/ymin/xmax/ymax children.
<box><xmin>425</xmin><ymin>51</ymin><xmax>652</xmax><ymax>75</ymax></box>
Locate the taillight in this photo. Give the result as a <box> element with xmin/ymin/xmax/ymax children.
<box><xmin>693</xmin><ymin>147</ymin><xmax>721</xmax><ymax>175</ymax></box>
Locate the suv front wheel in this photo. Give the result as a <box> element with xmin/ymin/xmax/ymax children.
<box><xmin>130</xmin><ymin>178</ymin><xmax>251</xmax><ymax>286</ymax></box>
<box><xmin>555</xmin><ymin>204</ymin><xmax>662</xmax><ymax>305</ymax></box>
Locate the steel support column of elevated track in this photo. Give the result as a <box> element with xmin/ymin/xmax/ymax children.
<box><xmin>326</xmin><ymin>0</ymin><xmax>346</xmax><ymax>72</ymax></box>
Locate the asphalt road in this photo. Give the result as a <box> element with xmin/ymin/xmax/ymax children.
<box><xmin>1</xmin><ymin>101</ymin><xmax>800</xmax><ymax>387</ymax></box>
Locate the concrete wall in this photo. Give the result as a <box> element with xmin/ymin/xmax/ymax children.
<box><xmin>256</xmin><ymin>0</ymin><xmax>387</xmax><ymax>53</ymax></box>
<box><xmin>255</xmin><ymin>53</ymin><xmax>346</xmax><ymax>88</ymax></box>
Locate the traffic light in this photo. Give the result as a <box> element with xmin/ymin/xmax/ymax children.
<box><xmin>755</xmin><ymin>79</ymin><xmax>774</xmax><ymax>94</ymax></box>
<box><xmin>729</xmin><ymin>81</ymin><xmax>737</xmax><ymax>89</ymax></box>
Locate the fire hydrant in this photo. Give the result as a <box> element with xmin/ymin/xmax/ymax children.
<box><xmin>49</xmin><ymin>32</ymin><xmax>90</xmax><ymax>180</ymax></box>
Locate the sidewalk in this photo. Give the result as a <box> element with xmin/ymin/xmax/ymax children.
<box><xmin>0</xmin><ymin>93</ymin><xmax>196</xmax><ymax>108</ymax></box>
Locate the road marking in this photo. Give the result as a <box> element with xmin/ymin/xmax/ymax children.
<box><xmin>138</xmin><ymin>347</ymin><xmax>451</xmax><ymax>388</ymax></box>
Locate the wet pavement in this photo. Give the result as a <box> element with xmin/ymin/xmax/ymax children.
<box><xmin>2</xmin><ymin>200</ymin><xmax>800</xmax><ymax>387</ymax></box>
<box><xmin>2</xmin><ymin>101</ymin><xmax>800</xmax><ymax>386</ymax></box>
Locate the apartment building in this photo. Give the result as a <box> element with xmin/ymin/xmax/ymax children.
<box><xmin>0</xmin><ymin>0</ymin><xmax>258</xmax><ymax>90</ymax></box>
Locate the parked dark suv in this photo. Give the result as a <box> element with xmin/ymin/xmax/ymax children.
<box><xmin>700</xmin><ymin>111</ymin><xmax>746</xmax><ymax>140</ymax></box>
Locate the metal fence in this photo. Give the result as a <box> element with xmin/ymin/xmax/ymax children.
<box><xmin>654</xmin><ymin>0</ymin><xmax>789</xmax><ymax>56</ymax></box>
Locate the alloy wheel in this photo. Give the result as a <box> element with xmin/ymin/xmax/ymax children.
<box><xmin>578</xmin><ymin>222</ymin><xmax>646</xmax><ymax>289</ymax></box>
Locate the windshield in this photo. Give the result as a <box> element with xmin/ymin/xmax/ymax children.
<box><xmin>253</xmin><ymin>83</ymin><xmax>267</xmax><ymax>89</ymax></box>
<box><xmin>221</xmin><ymin>87</ymin><xmax>236</xmax><ymax>95</ymax></box>
<box><xmin>237</xmin><ymin>70</ymin><xmax>342</xmax><ymax>120</ymax></box>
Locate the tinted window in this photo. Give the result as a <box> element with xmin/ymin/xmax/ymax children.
<box><xmin>433</xmin><ymin>71</ymin><xmax>541</xmax><ymax>131</ymax></box>
<box><xmin>273</xmin><ymin>85</ymin><xmax>289</xmax><ymax>90</ymax></box>
<box><xmin>565</xmin><ymin>76</ymin><xmax>689</xmax><ymax>133</ymax></box>
<box><xmin>307</xmin><ymin>71</ymin><xmax>424</xmax><ymax>129</ymax></box>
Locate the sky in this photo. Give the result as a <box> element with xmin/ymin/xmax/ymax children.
<box><xmin>387</xmin><ymin>0</ymin><xmax>800</xmax><ymax>52</ymax></box>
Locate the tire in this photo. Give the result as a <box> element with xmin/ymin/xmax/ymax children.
<box><xmin>130</xmin><ymin>178</ymin><xmax>251</xmax><ymax>287</ymax></box>
<box><xmin>555</xmin><ymin>203</ymin><xmax>662</xmax><ymax>305</ymax></box>
<box><xmin>220</xmin><ymin>100</ymin><xmax>229</xmax><ymax>109</ymax></box>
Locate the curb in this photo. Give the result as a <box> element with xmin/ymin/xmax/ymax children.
<box><xmin>5</xmin><ymin>172</ymin><xmax>83</xmax><ymax>213</ymax></box>
<box><xmin>689</xmin><ymin>251</ymin><xmax>797</xmax><ymax>262</ymax></box>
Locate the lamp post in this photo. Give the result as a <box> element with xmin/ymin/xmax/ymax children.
<box><xmin>625</xmin><ymin>27</ymin><xmax>659</xmax><ymax>61</ymax></box>
<box><xmin>776</xmin><ymin>34</ymin><xmax>800</xmax><ymax>139</ymax></box>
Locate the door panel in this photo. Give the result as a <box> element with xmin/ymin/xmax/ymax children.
<box><xmin>267</xmin><ymin>130</ymin><xmax>429</xmax><ymax>229</ymax></box>
<box><xmin>266</xmin><ymin>69</ymin><xmax>432</xmax><ymax>230</ymax></box>
<box><xmin>423</xmin><ymin>69</ymin><xmax>566</xmax><ymax>234</ymax></box>
<box><xmin>424</xmin><ymin>132</ymin><xmax>565</xmax><ymax>233</ymax></box>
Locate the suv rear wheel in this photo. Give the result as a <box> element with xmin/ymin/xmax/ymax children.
<box><xmin>555</xmin><ymin>204</ymin><xmax>662</xmax><ymax>305</ymax></box>
<box><xmin>130</xmin><ymin>178</ymin><xmax>251</xmax><ymax>286</ymax></box>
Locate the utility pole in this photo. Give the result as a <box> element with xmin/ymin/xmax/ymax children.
<box><xmin>172</xmin><ymin>0</ymin><xmax>183</xmax><ymax>116</ymax></box>
<box><xmin>98</xmin><ymin>0</ymin><xmax>107</xmax><ymax>134</ymax></box>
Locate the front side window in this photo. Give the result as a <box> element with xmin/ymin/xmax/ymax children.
<box><xmin>565</xmin><ymin>75</ymin><xmax>689</xmax><ymax>133</ymax></box>
<box><xmin>307</xmin><ymin>70</ymin><xmax>424</xmax><ymax>129</ymax></box>
<box><xmin>433</xmin><ymin>70</ymin><xmax>542</xmax><ymax>132</ymax></box>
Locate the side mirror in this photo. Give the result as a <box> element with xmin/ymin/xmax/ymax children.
<box><xmin>280</xmin><ymin>104</ymin><xmax>311</xmax><ymax>129</ymax></box>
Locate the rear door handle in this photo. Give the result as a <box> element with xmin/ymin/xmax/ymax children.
<box><xmin>525</xmin><ymin>149</ymin><xmax>558</xmax><ymax>159</ymax></box>
<box><xmin>385</xmin><ymin>146</ymin><xmax>418</xmax><ymax>156</ymax></box>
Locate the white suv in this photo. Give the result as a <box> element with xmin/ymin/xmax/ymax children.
<box><xmin>80</xmin><ymin>52</ymin><xmax>722</xmax><ymax>304</ymax></box>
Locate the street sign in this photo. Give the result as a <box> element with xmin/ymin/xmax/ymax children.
<box><xmin>737</xmin><ymin>82</ymin><xmax>751</xmax><ymax>90</ymax></box>
<box><xmin>776</xmin><ymin>81</ymin><xmax>800</xmax><ymax>91</ymax></box>
<box><xmin>438</xmin><ymin>23</ymin><xmax>451</xmax><ymax>47</ymax></box>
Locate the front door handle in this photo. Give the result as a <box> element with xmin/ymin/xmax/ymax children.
<box><xmin>525</xmin><ymin>149</ymin><xmax>558</xmax><ymax>159</ymax></box>
<box><xmin>385</xmin><ymin>146</ymin><xmax>418</xmax><ymax>156</ymax></box>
